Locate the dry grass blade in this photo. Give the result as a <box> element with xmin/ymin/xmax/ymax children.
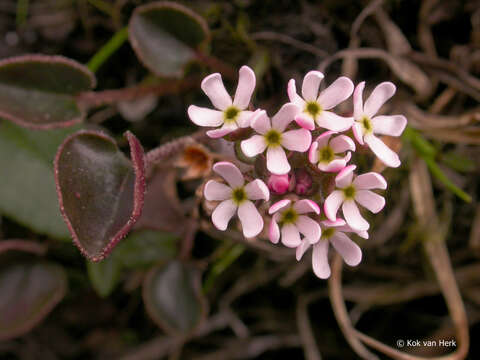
<box><xmin>319</xmin><ymin>48</ymin><xmax>432</xmax><ymax>99</ymax></box>
<box><xmin>405</xmin><ymin>103</ymin><xmax>479</xmax><ymax>129</ymax></box>
<box><xmin>328</xmin><ymin>254</ymin><xmax>380</xmax><ymax>360</ymax></box>
<box><xmin>297</xmin><ymin>294</ymin><xmax>322</xmax><ymax>360</ymax></box>
<box><xmin>374</xmin><ymin>8</ymin><xmax>411</xmax><ymax>56</ymax></box>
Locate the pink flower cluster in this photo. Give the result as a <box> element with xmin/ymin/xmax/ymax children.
<box><xmin>188</xmin><ymin>66</ymin><xmax>407</xmax><ymax>279</ymax></box>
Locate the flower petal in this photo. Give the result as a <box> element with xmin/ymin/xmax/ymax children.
<box><xmin>364</xmin><ymin>81</ymin><xmax>396</xmax><ymax>118</ymax></box>
<box><xmin>353</xmin><ymin>81</ymin><xmax>365</xmax><ymax>119</ymax></box>
<box><xmin>301</xmin><ymin>71</ymin><xmax>324</xmax><ymax>101</ymax></box>
<box><xmin>268</xmin><ymin>199</ymin><xmax>291</xmax><ymax>214</ymax></box>
<box><xmin>241</xmin><ymin>135</ymin><xmax>267</xmax><ymax>158</ymax></box>
<box><xmin>201</xmin><ymin>73</ymin><xmax>232</xmax><ymax>110</ymax></box>
<box><xmin>233</xmin><ymin>65</ymin><xmax>256</xmax><ymax>109</ymax></box>
<box><xmin>372</xmin><ymin>115</ymin><xmax>407</xmax><ymax>137</ymax></box>
<box><xmin>238</xmin><ymin>200</ymin><xmax>264</xmax><ymax>238</ymax></box>
<box><xmin>212</xmin><ymin>199</ymin><xmax>237</xmax><ymax>231</ymax></box>
<box><xmin>281</xmin><ymin>223</ymin><xmax>302</xmax><ymax>248</ymax></box>
<box><xmin>353</xmin><ymin>172</ymin><xmax>387</xmax><ymax>190</ymax></box>
<box><xmin>296</xmin><ymin>239</ymin><xmax>311</xmax><ymax>261</ymax></box>
<box><xmin>318</xmin><ymin>158</ymin><xmax>348</xmax><ymax>172</ymax></box>
<box><xmin>355</xmin><ymin>190</ymin><xmax>385</xmax><ymax>213</ymax></box>
<box><xmin>312</xmin><ymin>240</ymin><xmax>330</xmax><ymax>279</ymax></box>
<box><xmin>330</xmin><ymin>134</ymin><xmax>356</xmax><ymax>153</ymax></box>
<box><xmin>281</xmin><ymin>129</ymin><xmax>311</xmax><ymax>152</ymax></box>
<box><xmin>204</xmin><ymin>180</ymin><xmax>232</xmax><ymax>201</ymax></box>
<box><xmin>317</xmin><ymin>76</ymin><xmax>354</xmax><ymax>110</ymax></box>
<box><xmin>330</xmin><ymin>232</ymin><xmax>362</xmax><ymax>266</ymax></box>
<box><xmin>245</xmin><ymin>179</ymin><xmax>270</xmax><ymax>201</ymax></box>
<box><xmin>236</xmin><ymin>110</ymin><xmax>255</xmax><ymax>128</ymax></box>
<box><xmin>287</xmin><ymin>79</ymin><xmax>305</xmax><ymax>107</ymax></box>
<box><xmin>316</xmin><ymin>111</ymin><xmax>353</xmax><ymax>132</ymax></box>
<box><xmin>324</xmin><ymin>190</ymin><xmax>344</xmax><ymax>221</ymax></box>
<box><xmin>352</xmin><ymin>122</ymin><xmax>365</xmax><ymax>144</ymax></box>
<box><xmin>335</xmin><ymin>165</ymin><xmax>356</xmax><ymax>188</ymax></box>
<box><xmin>206</xmin><ymin>123</ymin><xmax>238</xmax><ymax>138</ymax></box>
<box><xmin>293</xmin><ymin>199</ymin><xmax>320</xmax><ymax>215</ymax></box>
<box><xmin>314</xmin><ymin>131</ymin><xmax>334</xmax><ymax>149</ymax></box>
<box><xmin>342</xmin><ymin>200</ymin><xmax>369</xmax><ymax>231</ymax></box>
<box><xmin>321</xmin><ymin>218</ymin><xmax>346</xmax><ymax>228</ymax></box>
<box><xmin>250</xmin><ymin>110</ymin><xmax>271</xmax><ymax>134</ymax></box>
<box><xmin>266</xmin><ymin>146</ymin><xmax>290</xmax><ymax>175</ymax></box>
<box><xmin>297</xmin><ymin>215</ymin><xmax>321</xmax><ymax>244</ymax></box>
<box><xmin>269</xmin><ymin>214</ymin><xmax>280</xmax><ymax>244</ymax></box>
<box><xmin>295</xmin><ymin>113</ymin><xmax>315</xmax><ymax>130</ymax></box>
<box><xmin>187</xmin><ymin>105</ymin><xmax>224</xmax><ymax>127</ymax></box>
<box><xmin>213</xmin><ymin>161</ymin><xmax>244</xmax><ymax>188</ymax></box>
<box><xmin>364</xmin><ymin>134</ymin><xmax>401</xmax><ymax>168</ymax></box>
<box><xmin>272</xmin><ymin>103</ymin><xmax>300</xmax><ymax>132</ymax></box>
<box><xmin>308</xmin><ymin>141</ymin><xmax>319</xmax><ymax>163</ymax></box>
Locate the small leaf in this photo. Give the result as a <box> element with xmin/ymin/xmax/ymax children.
<box><xmin>0</xmin><ymin>121</ymin><xmax>80</xmax><ymax>239</ymax></box>
<box><xmin>143</xmin><ymin>261</ymin><xmax>207</xmax><ymax>336</ymax></box>
<box><xmin>128</xmin><ymin>1</ymin><xmax>210</xmax><ymax>77</ymax></box>
<box><xmin>87</xmin><ymin>256</ymin><xmax>122</xmax><ymax>298</ymax></box>
<box><xmin>0</xmin><ymin>55</ymin><xmax>96</xmax><ymax>129</ymax></box>
<box><xmin>55</xmin><ymin>130</ymin><xmax>146</xmax><ymax>261</ymax></box>
<box><xmin>0</xmin><ymin>262</ymin><xmax>67</xmax><ymax>340</ymax></box>
<box><xmin>115</xmin><ymin>230</ymin><xmax>177</xmax><ymax>269</ymax></box>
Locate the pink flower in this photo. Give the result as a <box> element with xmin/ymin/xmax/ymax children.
<box><xmin>240</xmin><ymin>104</ymin><xmax>311</xmax><ymax>175</ymax></box>
<box><xmin>204</xmin><ymin>162</ymin><xmax>269</xmax><ymax>238</ymax></box>
<box><xmin>324</xmin><ymin>165</ymin><xmax>386</xmax><ymax>231</ymax></box>
<box><xmin>308</xmin><ymin>131</ymin><xmax>355</xmax><ymax>172</ymax></box>
<box><xmin>296</xmin><ymin>219</ymin><xmax>366</xmax><ymax>279</ymax></box>
<box><xmin>288</xmin><ymin>71</ymin><xmax>354</xmax><ymax>131</ymax></box>
<box><xmin>267</xmin><ymin>174</ymin><xmax>290</xmax><ymax>194</ymax></box>
<box><xmin>352</xmin><ymin>81</ymin><xmax>407</xmax><ymax>167</ymax></box>
<box><xmin>268</xmin><ymin>199</ymin><xmax>321</xmax><ymax>248</ymax></box>
<box><xmin>188</xmin><ymin>66</ymin><xmax>256</xmax><ymax>138</ymax></box>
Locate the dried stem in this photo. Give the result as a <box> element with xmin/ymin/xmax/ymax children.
<box><xmin>76</xmin><ymin>77</ymin><xmax>200</xmax><ymax>109</ymax></box>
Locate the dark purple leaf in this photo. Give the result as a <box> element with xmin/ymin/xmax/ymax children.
<box><xmin>0</xmin><ymin>262</ymin><xmax>67</xmax><ymax>340</ymax></box>
<box><xmin>0</xmin><ymin>54</ymin><xmax>96</xmax><ymax>129</ymax></box>
<box><xmin>128</xmin><ymin>1</ymin><xmax>210</xmax><ymax>77</ymax></box>
<box><xmin>143</xmin><ymin>260</ymin><xmax>207</xmax><ymax>336</ymax></box>
<box><xmin>54</xmin><ymin>130</ymin><xmax>146</xmax><ymax>261</ymax></box>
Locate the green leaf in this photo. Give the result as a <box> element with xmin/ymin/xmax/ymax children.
<box><xmin>143</xmin><ymin>261</ymin><xmax>206</xmax><ymax>335</ymax></box>
<box><xmin>54</xmin><ymin>130</ymin><xmax>146</xmax><ymax>261</ymax></box>
<box><xmin>87</xmin><ymin>230</ymin><xmax>177</xmax><ymax>298</ymax></box>
<box><xmin>87</xmin><ymin>255</ymin><xmax>122</xmax><ymax>298</ymax></box>
<box><xmin>128</xmin><ymin>2</ymin><xmax>210</xmax><ymax>77</ymax></box>
<box><xmin>0</xmin><ymin>55</ymin><xmax>95</xmax><ymax>129</ymax></box>
<box><xmin>440</xmin><ymin>151</ymin><xmax>476</xmax><ymax>173</ymax></box>
<box><xmin>0</xmin><ymin>121</ymin><xmax>81</xmax><ymax>239</ymax></box>
<box><xmin>115</xmin><ymin>230</ymin><xmax>177</xmax><ymax>269</ymax></box>
<box><xmin>0</xmin><ymin>262</ymin><xmax>67</xmax><ymax>340</ymax></box>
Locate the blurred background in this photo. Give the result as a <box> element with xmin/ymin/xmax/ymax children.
<box><xmin>0</xmin><ymin>0</ymin><xmax>479</xmax><ymax>359</ymax></box>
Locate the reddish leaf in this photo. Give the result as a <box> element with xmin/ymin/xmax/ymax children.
<box><xmin>54</xmin><ymin>130</ymin><xmax>146</xmax><ymax>261</ymax></box>
<box><xmin>0</xmin><ymin>262</ymin><xmax>67</xmax><ymax>340</ymax></box>
<box><xmin>128</xmin><ymin>1</ymin><xmax>210</xmax><ymax>77</ymax></box>
<box><xmin>143</xmin><ymin>260</ymin><xmax>207</xmax><ymax>336</ymax></box>
<box><xmin>0</xmin><ymin>55</ymin><xmax>96</xmax><ymax>129</ymax></box>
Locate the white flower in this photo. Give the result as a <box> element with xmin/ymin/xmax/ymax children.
<box><xmin>288</xmin><ymin>71</ymin><xmax>354</xmax><ymax>131</ymax></box>
<box><xmin>296</xmin><ymin>218</ymin><xmax>366</xmax><ymax>279</ymax></box>
<box><xmin>188</xmin><ymin>66</ymin><xmax>256</xmax><ymax>138</ymax></box>
<box><xmin>352</xmin><ymin>81</ymin><xmax>407</xmax><ymax>167</ymax></box>
<box><xmin>240</xmin><ymin>104</ymin><xmax>311</xmax><ymax>175</ymax></box>
<box><xmin>204</xmin><ymin>162</ymin><xmax>269</xmax><ymax>238</ymax></box>
<box><xmin>268</xmin><ymin>199</ymin><xmax>321</xmax><ymax>247</ymax></box>
<box><xmin>324</xmin><ymin>165</ymin><xmax>387</xmax><ymax>231</ymax></box>
<box><xmin>308</xmin><ymin>131</ymin><xmax>355</xmax><ymax>172</ymax></box>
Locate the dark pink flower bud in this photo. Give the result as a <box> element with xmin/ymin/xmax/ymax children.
<box><xmin>268</xmin><ymin>174</ymin><xmax>290</xmax><ymax>194</ymax></box>
<box><xmin>295</xmin><ymin>169</ymin><xmax>312</xmax><ymax>195</ymax></box>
